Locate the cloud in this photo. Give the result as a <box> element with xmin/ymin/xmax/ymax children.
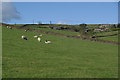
<box><xmin>1</xmin><ymin>2</ymin><xmax>20</xmax><ymax>22</ymax></box>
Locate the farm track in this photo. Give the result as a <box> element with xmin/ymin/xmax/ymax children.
<box><xmin>28</xmin><ymin>29</ymin><xmax>119</xmax><ymax>45</ymax></box>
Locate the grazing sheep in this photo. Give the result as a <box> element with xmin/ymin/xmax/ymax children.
<box><xmin>21</xmin><ymin>35</ymin><xmax>28</xmax><ymax>40</ymax></box>
<box><xmin>37</xmin><ymin>37</ymin><xmax>41</xmax><ymax>42</ymax></box>
<box><xmin>9</xmin><ymin>27</ymin><xmax>12</xmax><ymax>29</ymax></box>
<box><xmin>7</xmin><ymin>26</ymin><xmax>12</xmax><ymax>29</ymax></box>
<box><xmin>25</xmin><ymin>30</ymin><xmax>27</xmax><ymax>32</ymax></box>
<box><xmin>25</xmin><ymin>29</ymin><xmax>29</xmax><ymax>32</ymax></box>
<box><xmin>45</xmin><ymin>40</ymin><xmax>51</xmax><ymax>44</ymax></box>
<box><xmin>39</xmin><ymin>34</ymin><xmax>42</xmax><ymax>37</ymax></box>
<box><xmin>33</xmin><ymin>35</ymin><xmax>38</xmax><ymax>38</ymax></box>
<box><xmin>34</xmin><ymin>34</ymin><xmax>42</xmax><ymax>38</ymax></box>
<box><xmin>7</xmin><ymin>26</ymin><xmax>9</xmax><ymax>28</ymax></box>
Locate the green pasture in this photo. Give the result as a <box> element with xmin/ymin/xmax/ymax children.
<box><xmin>2</xmin><ymin>27</ymin><xmax>118</xmax><ymax>78</ymax></box>
<box><xmin>15</xmin><ymin>24</ymin><xmax>79</xmax><ymax>36</ymax></box>
<box><xmin>35</xmin><ymin>28</ymin><xmax>79</xmax><ymax>36</ymax></box>
<box><xmin>95</xmin><ymin>31</ymin><xmax>118</xmax><ymax>36</ymax></box>
<box><xmin>95</xmin><ymin>31</ymin><xmax>119</xmax><ymax>42</ymax></box>
<box><xmin>97</xmin><ymin>35</ymin><xmax>118</xmax><ymax>42</ymax></box>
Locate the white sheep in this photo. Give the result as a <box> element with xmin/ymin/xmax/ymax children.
<box><xmin>7</xmin><ymin>26</ymin><xmax>12</xmax><ymax>29</ymax></box>
<box><xmin>37</xmin><ymin>37</ymin><xmax>41</xmax><ymax>42</ymax></box>
<box><xmin>39</xmin><ymin>34</ymin><xmax>42</xmax><ymax>37</ymax></box>
<box><xmin>7</xmin><ymin>26</ymin><xmax>9</xmax><ymax>28</ymax></box>
<box><xmin>21</xmin><ymin>35</ymin><xmax>28</xmax><ymax>40</ymax></box>
<box><xmin>25</xmin><ymin>29</ymin><xmax>29</xmax><ymax>32</ymax></box>
<box><xmin>9</xmin><ymin>27</ymin><xmax>12</xmax><ymax>29</ymax></box>
<box><xmin>34</xmin><ymin>35</ymin><xmax>38</xmax><ymax>38</ymax></box>
<box><xmin>45</xmin><ymin>40</ymin><xmax>51</xmax><ymax>44</ymax></box>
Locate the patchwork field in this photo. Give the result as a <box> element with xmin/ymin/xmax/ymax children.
<box><xmin>2</xmin><ymin>27</ymin><xmax>118</xmax><ymax>78</ymax></box>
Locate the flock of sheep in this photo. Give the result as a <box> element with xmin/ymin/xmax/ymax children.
<box><xmin>7</xmin><ymin>26</ymin><xmax>12</xmax><ymax>29</ymax></box>
<box><xmin>21</xmin><ymin>34</ymin><xmax>51</xmax><ymax>44</ymax></box>
<box><xmin>6</xmin><ymin>26</ymin><xmax>52</xmax><ymax>44</ymax></box>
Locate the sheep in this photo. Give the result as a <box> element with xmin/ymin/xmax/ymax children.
<box><xmin>9</xmin><ymin>27</ymin><xmax>12</xmax><ymax>29</ymax></box>
<box><xmin>7</xmin><ymin>26</ymin><xmax>12</xmax><ymax>29</ymax></box>
<box><xmin>25</xmin><ymin>30</ymin><xmax>27</xmax><ymax>32</ymax></box>
<box><xmin>21</xmin><ymin>35</ymin><xmax>28</xmax><ymax>40</ymax></box>
<box><xmin>34</xmin><ymin>34</ymin><xmax>42</xmax><ymax>38</ymax></box>
<box><xmin>45</xmin><ymin>40</ymin><xmax>52</xmax><ymax>44</ymax></box>
<box><xmin>37</xmin><ymin>37</ymin><xmax>41</xmax><ymax>42</ymax></box>
<box><xmin>7</xmin><ymin>26</ymin><xmax>9</xmax><ymax>28</ymax></box>
<box><xmin>39</xmin><ymin>34</ymin><xmax>42</xmax><ymax>37</ymax></box>
<box><xmin>25</xmin><ymin>29</ymin><xmax>29</xmax><ymax>32</ymax></box>
<box><xmin>33</xmin><ymin>35</ymin><xmax>38</xmax><ymax>38</ymax></box>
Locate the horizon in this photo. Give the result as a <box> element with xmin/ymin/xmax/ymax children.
<box><xmin>2</xmin><ymin>22</ymin><xmax>118</xmax><ymax>25</ymax></box>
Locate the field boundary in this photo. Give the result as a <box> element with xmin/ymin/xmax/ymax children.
<box><xmin>29</xmin><ymin>29</ymin><xmax>119</xmax><ymax>45</ymax></box>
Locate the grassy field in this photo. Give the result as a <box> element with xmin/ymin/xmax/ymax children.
<box><xmin>95</xmin><ymin>31</ymin><xmax>118</xmax><ymax>36</ymax></box>
<box><xmin>95</xmin><ymin>31</ymin><xmax>119</xmax><ymax>42</ymax></box>
<box><xmin>2</xmin><ymin>27</ymin><xmax>118</xmax><ymax>78</ymax></box>
<box><xmin>35</xmin><ymin>28</ymin><xmax>80</xmax><ymax>36</ymax></box>
<box><xmin>14</xmin><ymin>24</ymin><xmax>80</xmax><ymax>36</ymax></box>
<box><xmin>97</xmin><ymin>35</ymin><xmax>118</xmax><ymax>42</ymax></box>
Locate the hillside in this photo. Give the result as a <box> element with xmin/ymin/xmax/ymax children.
<box><xmin>2</xmin><ymin>26</ymin><xmax>118</xmax><ymax>78</ymax></box>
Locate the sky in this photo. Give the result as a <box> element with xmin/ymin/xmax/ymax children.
<box><xmin>2</xmin><ymin>2</ymin><xmax>118</xmax><ymax>24</ymax></box>
<box><xmin>118</xmin><ymin>2</ymin><xmax>120</xmax><ymax>24</ymax></box>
